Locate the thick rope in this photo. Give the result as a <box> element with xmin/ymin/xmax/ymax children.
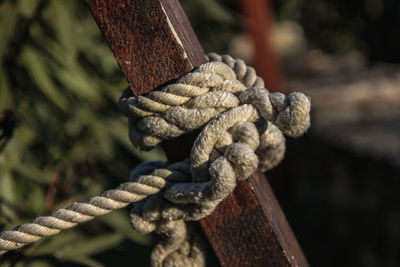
<box><xmin>120</xmin><ymin>53</ymin><xmax>310</xmax><ymax>266</ymax></box>
<box><xmin>0</xmin><ymin>161</ymin><xmax>188</xmax><ymax>255</ymax></box>
<box><xmin>120</xmin><ymin>53</ymin><xmax>309</xmax><ymax>152</ymax></box>
<box><xmin>0</xmin><ymin>53</ymin><xmax>311</xmax><ymax>266</ymax></box>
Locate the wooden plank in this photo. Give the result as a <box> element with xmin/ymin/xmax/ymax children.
<box><xmin>87</xmin><ymin>0</ymin><xmax>308</xmax><ymax>266</ymax></box>
<box><xmin>201</xmin><ymin>170</ymin><xmax>308</xmax><ymax>266</ymax></box>
<box><xmin>87</xmin><ymin>0</ymin><xmax>205</xmax><ymax>96</ymax></box>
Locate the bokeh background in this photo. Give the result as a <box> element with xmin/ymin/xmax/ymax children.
<box><xmin>0</xmin><ymin>0</ymin><xmax>399</xmax><ymax>266</ymax></box>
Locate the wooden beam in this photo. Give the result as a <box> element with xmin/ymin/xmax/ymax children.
<box><xmin>201</xmin><ymin>170</ymin><xmax>308</xmax><ymax>266</ymax></box>
<box><xmin>87</xmin><ymin>0</ymin><xmax>205</xmax><ymax>96</ymax></box>
<box><xmin>87</xmin><ymin>0</ymin><xmax>308</xmax><ymax>266</ymax></box>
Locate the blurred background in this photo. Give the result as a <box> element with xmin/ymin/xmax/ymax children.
<box><xmin>0</xmin><ymin>0</ymin><xmax>399</xmax><ymax>266</ymax></box>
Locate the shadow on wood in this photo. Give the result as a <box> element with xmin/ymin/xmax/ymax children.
<box><xmin>88</xmin><ymin>0</ymin><xmax>309</xmax><ymax>265</ymax></box>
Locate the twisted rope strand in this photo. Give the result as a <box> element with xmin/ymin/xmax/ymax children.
<box><xmin>123</xmin><ymin>54</ymin><xmax>310</xmax><ymax>265</ymax></box>
<box><xmin>120</xmin><ymin>54</ymin><xmax>309</xmax><ymax>152</ymax></box>
<box><xmin>0</xmin><ymin>164</ymin><xmax>183</xmax><ymax>255</ymax></box>
<box><xmin>0</xmin><ymin>53</ymin><xmax>311</xmax><ymax>267</ymax></box>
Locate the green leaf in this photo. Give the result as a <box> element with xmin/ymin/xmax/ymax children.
<box><xmin>98</xmin><ymin>210</ymin><xmax>154</xmax><ymax>246</ymax></box>
<box><xmin>16</xmin><ymin>259</ymin><xmax>54</xmax><ymax>267</ymax></box>
<box><xmin>49</xmin><ymin>0</ymin><xmax>76</xmax><ymax>60</ymax></box>
<box><xmin>20</xmin><ymin>46</ymin><xmax>69</xmax><ymax>110</ymax></box>
<box><xmin>54</xmin><ymin>233</ymin><xmax>124</xmax><ymax>259</ymax></box>
<box><xmin>0</xmin><ymin>66</ymin><xmax>13</xmax><ymax>110</ymax></box>
<box><xmin>0</xmin><ymin>1</ymin><xmax>18</xmax><ymax>61</ymax></box>
<box><xmin>65</xmin><ymin>257</ymin><xmax>105</xmax><ymax>267</ymax></box>
<box><xmin>24</xmin><ymin>183</ymin><xmax>45</xmax><ymax>214</ymax></box>
<box><xmin>199</xmin><ymin>0</ymin><xmax>235</xmax><ymax>23</ymax></box>
<box><xmin>54</xmin><ymin>65</ymin><xmax>100</xmax><ymax>100</ymax></box>
<box><xmin>0</xmin><ymin>172</ymin><xmax>16</xmax><ymax>221</ymax></box>
<box><xmin>29</xmin><ymin>231</ymin><xmax>85</xmax><ymax>256</ymax></box>
<box><xmin>17</xmin><ymin>0</ymin><xmax>40</xmax><ymax>18</ymax></box>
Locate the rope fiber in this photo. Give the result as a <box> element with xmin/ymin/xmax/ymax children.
<box><xmin>0</xmin><ymin>53</ymin><xmax>311</xmax><ymax>266</ymax></box>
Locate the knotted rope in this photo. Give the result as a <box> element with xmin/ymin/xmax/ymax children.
<box><xmin>0</xmin><ymin>53</ymin><xmax>311</xmax><ymax>266</ymax></box>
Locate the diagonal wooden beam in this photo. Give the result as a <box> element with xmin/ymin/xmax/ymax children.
<box><xmin>87</xmin><ymin>0</ymin><xmax>308</xmax><ymax>266</ymax></box>
<box><xmin>87</xmin><ymin>0</ymin><xmax>205</xmax><ymax>96</ymax></box>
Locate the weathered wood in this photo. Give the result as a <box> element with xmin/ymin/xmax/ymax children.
<box><xmin>87</xmin><ymin>0</ymin><xmax>205</xmax><ymax>96</ymax></box>
<box><xmin>87</xmin><ymin>0</ymin><xmax>308</xmax><ymax>266</ymax></box>
<box><xmin>201</xmin><ymin>169</ymin><xmax>308</xmax><ymax>266</ymax></box>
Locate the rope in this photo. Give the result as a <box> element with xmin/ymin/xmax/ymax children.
<box><xmin>0</xmin><ymin>53</ymin><xmax>311</xmax><ymax>266</ymax></box>
<box><xmin>0</xmin><ymin>161</ymin><xmax>187</xmax><ymax>254</ymax></box>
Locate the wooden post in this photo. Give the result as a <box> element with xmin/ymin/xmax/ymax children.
<box><xmin>87</xmin><ymin>0</ymin><xmax>308</xmax><ymax>266</ymax></box>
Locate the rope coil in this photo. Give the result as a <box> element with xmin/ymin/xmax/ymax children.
<box><xmin>0</xmin><ymin>53</ymin><xmax>311</xmax><ymax>266</ymax></box>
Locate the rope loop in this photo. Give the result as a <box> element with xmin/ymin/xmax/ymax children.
<box><xmin>0</xmin><ymin>53</ymin><xmax>311</xmax><ymax>266</ymax></box>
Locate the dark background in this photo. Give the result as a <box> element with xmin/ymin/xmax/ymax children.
<box><xmin>0</xmin><ymin>0</ymin><xmax>399</xmax><ymax>266</ymax></box>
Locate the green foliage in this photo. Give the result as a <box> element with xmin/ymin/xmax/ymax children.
<box><xmin>0</xmin><ymin>0</ymin><xmax>238</xmax><ymax>264</ymax></box>
<box><xmin>2</xmin><ymin>0</ymin><xmax>397</xmax><ymax>266</ymax></box>
<box><xmin>0</xmin><ymin>0</ymin><xmax>166</xmax><ymax>265</ymax></box>
<box><xmin>181</xmin><ymin>0</ymin><xmax>239</xmax><ymax>53</ymax></box>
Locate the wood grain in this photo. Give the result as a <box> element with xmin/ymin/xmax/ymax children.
<box><xmin>87</xmin><ymin>0</ymin><xmax>205</xmax><ymax>96</ymax></box>
<box><xmin>87</xmin><ymin>0</ymin><xmax>308</xmax><ymax>266</ymax></box>
<box><xmin>201</xmin><ymin>169</ymin><xmax>308</xmax><ymax>266</ymax></box>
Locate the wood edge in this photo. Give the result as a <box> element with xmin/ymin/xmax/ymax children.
<box><xmin>249</xmin><ymin>169</ymin><xmax>310</xmax><ymax>266</ymax></box>
<box><xmin>160</xmin><ymin>0</ymin><xmax>206</xmax><ymax>67</ymax></box>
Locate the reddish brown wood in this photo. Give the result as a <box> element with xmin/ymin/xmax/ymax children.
<box><xmin>87</xmin><ymin>0</ymin><xmax>308</xmax><ymax>266</ymax></box>
<box><xmin>87</xmin><ymin>0</ymin><xmax>205</xmax><ymax>96</ymax></box>
<box><xmin>241</xmin><ymin>0</ymin><xmax>283</xmax><ymax>92</ymax></box>
<box><xmin>201</xmin><ymin>169</ymin><xmax>308</xmax><ymax>266</ymax></box>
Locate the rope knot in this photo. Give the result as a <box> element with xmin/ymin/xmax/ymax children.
<box><xmin>121</xmin><ymin>53</ymin><xmax>311</xmax><ymax>266</ymax></box>
<box><xmin>270</xmin><ymin>92</ymin><xmax>311</xmax><ymax>137</ymax></box>
<box><xmin>0</xmin><ymin>53</ymin><xmax>311</xmax><ymax>267</ymax></box>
